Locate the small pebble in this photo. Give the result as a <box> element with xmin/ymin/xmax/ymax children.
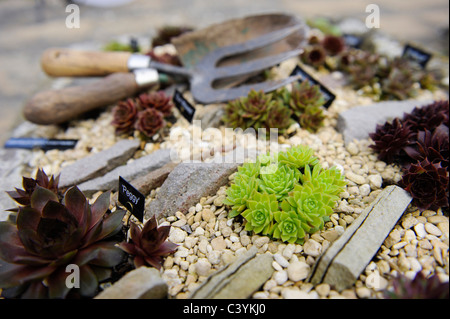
<box><xmin>303</xmin><ymin>239</ymin><xmax>322</xmax><ymax>257</ymax></box>
<box><xmin>414</xmin><ymin>223</ymin><xmax>427</xmax><ymax>238</ymax></box>
<box><xmin>424</xmin><ymin>223</ymin><xmax>442</xmax><ymax>237</ymax></box>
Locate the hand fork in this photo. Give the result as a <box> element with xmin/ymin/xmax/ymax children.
<box><xmin>25</xmin><ymin>24</ymin><xmax>306</xmax><ymax>125</ymax></box>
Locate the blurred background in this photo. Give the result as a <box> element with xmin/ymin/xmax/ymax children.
<box><xmin>0</xmin><ymin>0</ymin><xmax>448</xmax><ymax>144</ymax></box>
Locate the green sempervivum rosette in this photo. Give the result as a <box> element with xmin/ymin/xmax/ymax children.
<box><xmin>283</xmin><ymin>182</ymin><xmax>337</xmax><ymax>234</ymax></box>
<box><xmin>258</xmin><ymin>164</ymin><xmax>301</xmax><ymax>201</ymax></box>
<box><xmin>241</xmin><ymin>192</ymin><xmax>278</xmax><ymax>235</ymax></box>
<box><xmin>224</xmin><ymin>174</ymin><xmax>258</xmax><ymax>218</ymax></box>
<box><xmin>300</xmin><ymin>164</ymin><xmax>346</xmax><ymax>197</ymax></box>
<box><xmin>277</xmin><ymin>145</ymin><xmax>319</xmax><ymax>169</ymax></box>
<box><xmin>272</xmin><ymin>211</ymin><xmax>305</xmax><ymax>244</ymax></box>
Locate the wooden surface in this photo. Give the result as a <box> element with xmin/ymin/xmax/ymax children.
<box><xmin>23</xmin><ymin>72</ymin><xmax>139</xmax><ymax>125</ymax></box>
<box><xmin>41</xmin><ymin>48</ymin><xmax>131</xmax><ymax>77</ymax></box>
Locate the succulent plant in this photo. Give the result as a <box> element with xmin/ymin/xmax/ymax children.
<box><xmin>258</xmin><ymin>164</ymin><xmax>301</xmax><ymax>201</ymax></box>
<box><xmin>118</xmin><ymin>217</ymin><xmax>177</xmax><ymax>270</ymax></box>
<box><xmin>301</xmin><ymin>45</ymin><xmax>327</xmax><ymax>67</ymax></box>
<box><xmin>383</xmin><ymin>272</ymin><xmax>449</xmax><ymax>299</ymax></box>
<box><xmin>321</xmin><ymin>35</ymin><xmax>345</xmax><ymax>56</ymax></box>
<box><xmin>399</xmin><ymin>158</ymin><xmax>449</xmax><ymax>211</ymax></box>
<box><xmin>281</xmin><ymin>182</ymin><xmax>337</xmax><ymax>234</ymax></box>
<box><xmin>134</xmin><ymin>108</ymin><xmax>165</xmax><ymax>138</ymax></box>
<box><xmin>6</xmin><ymin>168</ymin><xmax>60</xmax><ymax>209</ymax></box>
<box><xmin>277</xmin><ymin>145</ymin><xmax>319</xmax><ymax>169</ymax></box>
<box><xmin>241</xmin><ymin>192</ymin><xmax>278</xmax><ymax>235</ymax></box>
<box><xmin>298</xmin><ymin>105</ymin><xmax>326</xmax><ymax>133</ymax></box>
<box><xmin>380</xmin><ymin>57</ymin><xmax>420</xmax><ymax>100</ymax></box>
<box><xmin>289</xmin><ymin>80</ymin><xmax>325</xmax><ymax>118</ymax></box>
<box><xmin>138</xmin><ymin>91</ymin><xmax>174</xmax><ymax>117</ymax></box>
<box><xmin>223</xmin><ymin>174</ymin><xmax>258</xmax><ymax>218</ymax></box>
<box><xmin>224</xmin><ymin>146</ymin><xmax>345</xmax><ymax>244</ymax></box>
<box><xmin>403</xmin><ymin>126</ymin><xmax>449</xmax><ymax>169</ymax></box>
<box><xmin>369</xmin><ymin>118</ymin><xmax>416</xmax><ymax>164</ymax></box>
<box><xmin>111</xmin><ymin>98</ymin><xmax>139</xmax><ymax>134</ymax></box>
<box><xmin>147</xmin><ymin>50</ymin><xmax>182</xmax><ymax>66</ymax></box>
<box><xmin>0</xmin><ymin>185</ymin><xmax>126</xmax><ymax>298</ymax></box>
<box><xmin>402</xmin><ymin>100</ymin><xmax>449</xmax><ymax>133</ymax></box>
<box><xmin>264</xmin><ymin>101</ymin><xmax>294</xmax><ymax>134</ymax></box>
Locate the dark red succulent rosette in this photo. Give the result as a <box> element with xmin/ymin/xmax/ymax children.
<box><xmin>402</xmin><ymin>100</ymin><xmax>449</xmax><ymax>132</ymax></box>
<box><xmin>321</xmin><ymin>35</ymin><xmax>345</xmax><ymax>56</ymax></box>
<box><xmin>118</xmin><ymin>216</ymin><xmax>178</xmax><ymax>270</ymax></box>
<box><xmin>138</xmin><ymin>91</ymin><xmax>174</xmax><ymax>117</ymax></box>
<box><xmin>111</xmin><ymin>98</ymin><xmax>138</xmax><ymax>133</ymax></box>
<box><xmin>369</xmin><ymin>118</ymin><xmax>416</xmax><ymax>164</ymax></box>
<box><xmin>134</xmin><ymin>107</ymin><xmax>165</xmax><ymax>138</ymax></box>
<box><xmin>399</xmin><ymin>158</ymin><xmax>449</xmax><ymax>211</ymax></box>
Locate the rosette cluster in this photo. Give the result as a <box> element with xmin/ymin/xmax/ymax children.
<box><xmin>223</xmin><ymin>145</ymin><xmax>346</xmax><ymax>244</ymax></box>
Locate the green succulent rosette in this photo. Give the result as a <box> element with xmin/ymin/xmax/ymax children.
<box><xmin>272</xmin><ymin>211</ymin><xmax>305</xmax><ymax>244</ymax></box>
<box><xmin>223</xmin><ymin>174</ymin><xmax>258</xmax><ymax>218</ymax></box>
<box><xmin>300</xmin><ymin>164</ymin><xmax>346</xmax><ymax>196</ymax></box>
<box><xmin>258</xmin><ymin>164</ymin><xmax>301</xmax><ymax>200</ymax></box>
<box><xmin>223</xmin><ymin>145</ymin><xmax>346</xmax><ymax>244</ymax></box>
<box><xmin>241</xmin><ymin>192</ymin><xmax>278</xmax><ymax>235</ymax></box>
<box><xmin>277</xmin><ymin>145</ymin><xmax>319</xmax><ymax>169</ymax></box>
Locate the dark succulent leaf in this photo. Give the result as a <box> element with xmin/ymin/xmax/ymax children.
<box><xmin>63</xmin><ymin>186</ymin><xmax>90</xmax><ymax>228</ymax></box>
<box><xmin>384</xmin><ymin>272</ymin><xmax>449</xmax><ymax>299</ymax></box>
<box><xmin>91</xmin><ymin>265</ymin><xmax>112</xmax><ymax>283</ymax></box>
<box><xmin>79</xmin><ymin>264</ymin><xmax>99</xmax><ymax>297</ymax></box>
<box><xmin>21</xmin><ymin>281</ymin><xmax>48</xmax><ymax>299</ymax></box>
<box><xmin>47</xmin><ymin>266</ymin><xmax>72</xmax><ymax>299</ymax></box>
<box><xmin>30</xmin><ymin>186</ymin><xmax>59</xmax><ymax>212</ymax></box>
<box><xmin>111</xmin><ymin>98</ymin><xmax>138</xmax><ymax>133</ymax></box>
<box><xmin>96</xmin><ymin>209</ymin><xmax>126</xmax><ymax>241</ymax></box>
<box><xmin>403</xmin><ymin>100</ymin><xmax>449</xmax><ymax>132</ymax></box>
<box><xmin>0</xmin><ymin>222</ymin><xmax>31</xmax><ymax>263</ymax></box>
<box><xmin>89</xmin><ymin>190</ymin><xmax>111</xmax><ymax>229</ymax></box>
<box><xmin>87</xmin><ymin>242</ymin><xmax>125</xmax><ymax>268</ymax></box>
<box><xmin>0</xmin><ymin>260</ymin><xmax>55</xmax><ymax>289</ymax></box>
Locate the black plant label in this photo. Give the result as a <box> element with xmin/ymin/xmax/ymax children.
<box><xmin>118</xmin><ymin>176</ymin><xmax>145</xmax><ymax>222</ymax></box>
<box><xmin>173</xmin><ymin>89</ymin><xmax>195</xmax><ymax>122</ymax></box>
<box><xmin>290</xmin><ymin>65</ymin><xmax>336</xmax><ymax>108</ymax></box>
<box><xmin>4</xmin><ymin>138</ymin><xmax>78</xmax><ymax>150</ymax></box>
<box><xmin>343</xmin><ymin>34</ymin><xmax>363</xmax><ymax>48</ymax></box>
<box><xmin>402</xmin><ymin>44</ymin><xmax>432</xmax><ymax>68</ymax></box>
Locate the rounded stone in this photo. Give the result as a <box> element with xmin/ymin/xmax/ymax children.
<box><xmin>424</xmin><ymin>223</ymin><xmax>442</xmax><ymax>237</ymax></box>
<box><xmin>303</xmin><ymin>239</ymin><xmax>322</xmax><ymax>257</ymax></box>
<box><xmin>287</xmin><ymin>261</ymin><xmax>310</xmax><ymax>282</ymax></box>
<box><xmin>195</xmin><ymin>258</ymin><xmax>212</xmax><ymax>276</ymax></box>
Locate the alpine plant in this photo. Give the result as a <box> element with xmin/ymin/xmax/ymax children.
<box><xmin>224</xmin><ymin>146</ymin><xmax>346</xmax><ymax>244</ymax></box>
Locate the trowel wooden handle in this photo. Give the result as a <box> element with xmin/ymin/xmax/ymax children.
<box><xmin>24</xmin><ymin>73</ymin><xmax>138</xmax><ymax>125</ymax></box>
<box><xmin>41</xmin><ymin>48</ymin><xmax>132</xmax><ymax>76</ymax></box>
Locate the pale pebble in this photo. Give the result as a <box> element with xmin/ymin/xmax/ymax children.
<box><xmin>195</xmin><ymin>258</ymin><xmax>212</xmax><ymax>276</ymax></box>
<box><xmin>168</xmin><ymin>228</ymin><xmax>187</xmax><ymax>244</ymax></box>
<box><xmin>274</xmin><ymin>270</ymin><xmax>288</xmax><ymax>285</ymax></box>
<box><xmin>282</xmin><ymin>288</ymin><xmax>311</xmax><ymax>299</ymax></box>
<box><xmin>303</xmin><ymin>239</ymin><xmax>322</xmax><ymax>257</ymax></box>
<box><xmin>368</xmin><ymin>174</ymin><xmax>382</xmax><ymax>189</ymax></box>
<box><xmin>287</xmin><ymin>261</ymin><xmax>310</xmax><ymax>282</ymax></box>
<box><xmin>425</xmin><ymin>223</ymin><xmax>442</xmax><ymax>237</ymax></box>
<box><xmin>414</xmin><ymin>223</ymin><xmax>427</xmax><ymax>238</ymax></box>
<box><xmin>274</xmin><ymin>254</ymin><xmax>290</xmax><ymax>268</ymax></box>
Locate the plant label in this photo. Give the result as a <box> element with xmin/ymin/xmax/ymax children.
<box><xmin>290</xmin><ymin>65</ymin><xmax>336</xmax><ymax>108</ymax></box>
<box><xmin>4</xmin><ymin>137</ymin><xmax>78</xmax><ymax>150</ymax></box>
<box><xmin>173</xmin><ymin>89</ymin><xmax>195</xmax><ymax>122</ymax></box>
<box><xmin>402</xmin><ymin>44</ymin><xmax>432</xmax><ymax>68</ymax></box>
<box><xmin>118</xmin><ymin>176</ymin><xmax>145</xmax><ymax>222</ymax></box>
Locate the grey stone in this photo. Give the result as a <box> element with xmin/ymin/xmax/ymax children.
<box><xmin>309</xmin><ymin>185</ymin><xmax>412</xmax><ymax>291</ymax></box>
<box><xmin>78</xmin><ymin>148</ymin><xmax>172</xmax><ymax>197</ymax></box>
<box><xmin>59</xmin><ymin>139</ymin><xmax>140</xmax><ymax>188</ymax></box>
<box><xmin>95</xmin><ymin>267</ymin><xmax>167</xmax><ymax>299</ymax></box>
<box><xmin>337</xmin><ymin>100</ymin><xmax>432</xmax><ymax>145</ymax></box>
<box><xmin>0</xmin><ymin>149</ymin><xmax>31</xmax><ymax>221</ymax></box>
<box><xmin>145</xmin><ymin>161</ymin><xmax>239</xmax><ymax>219</ymax></box>
<box><xmin>190</xmin><ymin>247</ymin><xmax>274</xmax><ymax>299</ymax></box>
<box><xmin>193</xmin><ymin>104</ymin><xmax>225</xmax><ymax>129</ymax></box>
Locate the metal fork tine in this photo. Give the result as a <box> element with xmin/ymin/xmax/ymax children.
<box><xmin>197</xmin><ymin>24</ymin><xmax>305</xmax><ymax>68</ymax></box>
<box><xmin>213</xmin><ymin>48</ymin><xmax>303</xmax><ymax>79</ymax></box>
<box><xmin>192</xmin><ymin>75</ymin><xmax>302</xmax><ymax>104</ymax></box>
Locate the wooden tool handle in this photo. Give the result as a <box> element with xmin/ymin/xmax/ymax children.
<box><xmin>41</xmin><ymin>48</ymin><xmax>132</xmax><ymax>76</ymax></box>
<box><xmin>24</xmin><ymin>73</ymin><xmax>139</xmax><ymax>125</ymax></box>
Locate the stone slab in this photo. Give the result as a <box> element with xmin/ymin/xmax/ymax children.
<box><xmin>145</xmin><ymin>161</ymin><xmax>239</xmax><ymax>219</ymax></box>
<box><xmin>337</xmin><ymin>100</ymin><xmax>432</xmax><ymax>145</ymax></box>
<box><xmin>78</xmin><ymin>148</ymin><xmax>172</xmax><ymax>197</ymax></box>
<box><xmin>308</xmin><ymin>185</ymin><xmax>412</xmax><ymax>291</ymax></box>
<box><xmin>59</xmin><ymin>139</ymin><xmax>140</xmax><ymax>188</ymax></box>
<box><xmin>95</xmin><ymin>267</ymin><xmax>167</xmax><ymax>299</ymax></box>
<box><xmin>190</xmin><ymin>247</ymin><xmax>274</xmax><ymax>299</ymax></box>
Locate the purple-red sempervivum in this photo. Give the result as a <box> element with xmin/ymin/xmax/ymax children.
<box><xmin>6</xmin><ymin>168</ymin><xmax>60</xmax><ymax>208</ymax></box>
<box><xmin>399</xmin><ymin>158</ymin><xmax>449</xmax><ymax>211</ymax></box>
<box><xmin>111</xmin><ymin>98</ymin><xmax>138</xmax><ymax>133</ymax></box>
<box><xmin>134</xmin><ymin>107</ymin><xmax>165</xmax><ymax>138</ymax></box>
<box><xmin>402</xmin><ymin>100</ymin><xmax>449</xmax><ymax>132</ymax></box>
<box><xmin>137</xmin><ymin>91</ymin><xmax>174</xmax><ymax>117</ymax></box>
<box><xmin>403</xmin><ymin>125</ymin><xmax>449</xmax><ymax>169</ymax></box>
<box><xmin>369</xmin><ymin>118</ymin><xmax>416</xmax><ymax>164</ymax></box>
<box><xmin>0</xmin><ymin>186</ymin><xmax>126</xmax><ymax>299</ymax></box>
<box><xmin>118</xmin><ymin>217</ymin><xmax>178</xmax><ymax>270</ymax></box>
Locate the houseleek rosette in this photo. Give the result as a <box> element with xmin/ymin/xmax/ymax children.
<box><xmin>241</xmin><ymin>192</ymin><xmax>278</xmax><ymax>235</ymax></box>
<box><xmin>258</xmin><ymin>164</ymin><xmax>301</xmax><ymax>200</ymax></box>
<box><xmin>272</xmin><ymin>211</ymin><xmax>305</xmax><ymax>244</ymax></box>
<box><xmin>277</xmin><ymin>145</ymin><xmax>319</xmax><ymax>169</ymax></box>
<box><xmin>223</xmin><ymin>174</ymin><xmax>258</xmax><ymax>218</ymax></box>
